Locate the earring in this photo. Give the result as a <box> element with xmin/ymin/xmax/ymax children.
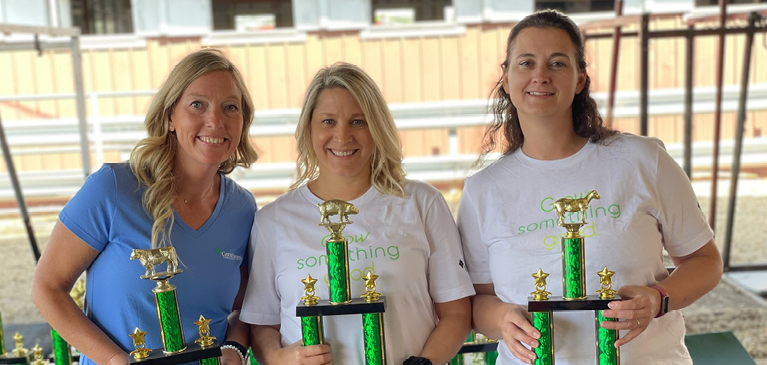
<box><xmin>169</xmin><ymin>126</ymin><xmax>175</xmax><ymax>132</ymax></box>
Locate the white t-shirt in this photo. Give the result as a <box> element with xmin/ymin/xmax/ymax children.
<box><xmin>241</xmin><ymin>180</ymin><xmax>475</xmax><ymax>365</ymax></box>
<box><xmin>458</xmin><ymin>133</ymin><xmax>713</xmax><ymax>365</ymax></box>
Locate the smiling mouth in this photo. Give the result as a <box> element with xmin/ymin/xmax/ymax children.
<box><xmin>528</xmin><ymin>91</ymin><xmax>554</xmax><ymax>96</ymax></box>
<box><xmin>330</xmin><ymin>149</ymin><xmax>357</xmax><ymax>157</ymax></box>
<box><xmin>199</xmin><ymin>136</ymin><xmax>226</xmax><ymax>144</ymax></box>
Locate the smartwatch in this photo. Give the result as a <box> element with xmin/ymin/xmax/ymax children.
<box><xmin>651</xmin><ymin>285</ymin><xmax>670</xmax><ymax>318</ymax></box>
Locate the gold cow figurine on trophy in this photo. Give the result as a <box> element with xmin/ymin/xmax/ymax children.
<box><xmin>553</xmin><ymin>190</ymin><xmax>600</xmax><ymax>226</ymax></box>
<box><xmin>129</xmin><ymin>247</ymin><xmax>181</xmax><ymax>278</ymax></box>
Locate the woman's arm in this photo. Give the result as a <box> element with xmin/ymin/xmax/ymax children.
<box><xmin>249</xmin><ymin>324</ymin><xmax>331</xmax><ymax>365</ymax></box>
<box><xmin>417</xmin><ymin>298</ymin><xmax>471</xmax><ymax>364</ymax></box>
<box><xmin>601</xmin><ymin>239</ymin><xmax>722</xmax><ymax>346</ymax></box>
<box><xmin>221</xmin><ymin>266</ymin><xmax>251</xmax><ymax>364</ymax></box>
<box><xmin>31</xmin><ymin>221</ymin><xmax>128</xmax><ymax>365</ymax></box>
<box><xmin>471</xmin><ymin>284</ymin><xmax>540</xmax><ymax>363</ymax></box>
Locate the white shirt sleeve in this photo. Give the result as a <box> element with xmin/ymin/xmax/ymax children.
<box><xmin>424</xmin><ymin>192</ymin><xmax>476</xmax><ymax>303</ymax></box>
<box><xmin>456</xmin><ymin>178</ymin><xmax>493</xmax><ymax>284</ymax></box>
<box><xmin>651</xmin><ymin>144</ymin><xmax>714</xmax><ymax>257</ymax></box>
<box><xmin>240</xmin><ymin>215</ymin><xmax>282</xmax><ymax>325</ymax></box>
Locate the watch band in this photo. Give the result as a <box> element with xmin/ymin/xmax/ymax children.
<box><xmin>650</xmin><ymin>285</ymin><xmax>670</xmax><ymax>318</ymax></box>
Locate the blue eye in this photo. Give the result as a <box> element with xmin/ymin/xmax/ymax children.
<box><xmin>321</xmin><ymin>119</ymin><xmax>334</xmax><ymax>125</ymax></box>
<box><xmin>190</xmin><ymin>101</ymin><xmax>203</xmax><ymax>108</ymax></box>
<box><xmin>351</xmin><ymin>119</ymin><xmax>366</xmax><ymax>126</ymax></box>
<box><xmin>225</xmin><ymin>104</ymin><xmax>239</xmax><ymax>112</ymax></box>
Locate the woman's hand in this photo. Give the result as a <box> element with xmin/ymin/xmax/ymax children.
<box><xmin>499</xmin><ymin>303</ymin><xmax>540</xmax><ymax>362</ymax></box>
<box><xmin>221</xmin><ymin>348</ymin><xmax>244</xmax><ymax>365</ymax></box>
<box><xmin>599</xmin><ymin>285</ymin><xmax>661</xmax><ymax>347</ymax></box>
<box><xmin>268</xmin><ymin>341</ymin><xmax>331</xmax><ymax>365</ymax></box>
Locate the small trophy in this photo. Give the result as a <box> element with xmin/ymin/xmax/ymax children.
<box><xmin>29</xmin><ymin>345</ymin><xmax>44</xmax><ymax>365</ymax></box>
<box><xmin>0</xmin><ymin>308</ymin><xmax>6</xmax><ymax>355</ymax></box>
<box><xmin>0</xmin><ymin>332</ymin><xmax>29</xmax><ymax>365</ymax></box>
<box><xmin>295</xmin><ymin>200</ymin><xmax>387</xmax><ymax>365</ymax></box>
<box><xmin>527</xmin><ymin>190</ymin><xmax>622</xmax><ymax>365</ymax></box>
<box><xmin>128</xmin><ymin>247</ymin><xmax>222</xmax><ymax>364</ymax></box>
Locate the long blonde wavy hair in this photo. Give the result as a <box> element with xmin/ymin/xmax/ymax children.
<box><xmin>130</xmin><ymin>49</ymin><xmax>258</xmax><ymax>248</ymax></box>
<box><xmin>290</xmin><ymin>62</ymin><xmax>406</xmax><ymax>197</ymax></box>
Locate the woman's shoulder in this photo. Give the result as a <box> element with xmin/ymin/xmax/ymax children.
<box><xmin>462</xmin><ymin>154</ymin><xmax>515</xmax><ymax>192</ymax></box>
<box><xmin>254</xmin><ymin>188</ymin><xmax>305</xmax><ymax>221</ymax></box>
<box><xmin>599</xmin><ymin>132</ymin><xmax>665</xmax><ymax>156</ymax></box>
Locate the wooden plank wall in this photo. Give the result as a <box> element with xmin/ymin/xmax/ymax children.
<box><xmin>0</xmin><ymin>18</ymin><xmax>765</xmax><ymax>173</ymax></box>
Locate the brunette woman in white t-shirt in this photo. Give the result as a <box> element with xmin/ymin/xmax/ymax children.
<box><xmin>458</xmin><ymin>9</ymin><xmax>722</xmax><ymax>365</ymax></box>
<box><xmin>240</xmin><ymin>62</ymin><xmax>475</xmax><ymax>365</ymax></box>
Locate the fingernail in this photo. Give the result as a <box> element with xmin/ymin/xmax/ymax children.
<box><xmin>534</xmin><ymin>331</ymin><xmax>540</xmax><ymax>338</ymax></box>
<box><xmin>608</xmin><ymin>302</ymin><xmax>616</xmax><ymax>308</ymax></box>
<box><xmin>532</xmin><ymin>340</ymin><xmax>539</xmax><ymax>348</ymax></box>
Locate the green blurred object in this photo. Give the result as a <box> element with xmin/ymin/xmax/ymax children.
<box><xmin>248</xmin><ymin>348</ymin><xmax>259</xmax><ymax>365</ymax></box>
<box><xmin>485</xmin><ymin>351</ymin><xmax>498</xmax><ymax>365</ymax></box>
<box><xmin>685</xmin><ymin>331</ymin><xmax>756</xmax><ymax>365</ymax></box>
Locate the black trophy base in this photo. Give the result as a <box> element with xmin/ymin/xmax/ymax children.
<box><xmin>296</xmin><ymin>296</ymin><xmax>386</xmax><ymax>317</ymax></box>
<box><xmin>528</xmin><ymin>294</ymin><xmax>622</xmax><ymax>312</ymax></box>
<box><xmin>0</xmin><ymin>355</ymin><xmax>29</xmax><ymax>365</ymax></box>
<box><xmin>457</xmin><ymin>342</ymin><xmax>499</xmax><ymax>354</ymax></box>
<box><xmin>129</xmin><ymin>340</ymin><xmax>221</xmax><ymax>365</ymax></box>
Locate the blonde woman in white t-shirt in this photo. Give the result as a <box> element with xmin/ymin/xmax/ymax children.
<box><xmin>240</xmin><ymin>62</ymin><xmax>475</xmax><ymax>365</ymax></box>
<box><xmin>457</xmin><ymin>9</ymin><xmax>723</xmax><ymax>365</ymax></box>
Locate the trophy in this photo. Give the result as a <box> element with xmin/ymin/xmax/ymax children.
<box><xmin>128</xmin><ymin>247</ymin><xmax>222</xmax><ymax>364</ymax></box>
<box><xmin>295</xmin><ymin>200</ymin><xmax>387</xmax><ymax>365</ymax></box>
<box><xmin>527</xmin><ymin>190</ymin><xmax>621</xmax><ymax>365</ymax></box>
<box><xmin>0</xmin><ymin>308</ymin><xmax>5</xmax><ymax>355</ymax></box>
<box><xmin>30</xmin><ymin>345</ymin><xmax>44</xmax><ymax>365</ymax></box>
<box><xmin>0</xmin><ymin>332</ymin><xmax>29</xmax><ymax>365</ymax></box>
<box><xmin>450</xmin><ymin>331</ymin><xmax>499</xmax><ymax>365</ymax></box>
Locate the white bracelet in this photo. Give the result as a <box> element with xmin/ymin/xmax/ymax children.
<box><xmin>220</xmin><ymin>344</ymin><xmax>246</xmax><ymax>365</ymax></box>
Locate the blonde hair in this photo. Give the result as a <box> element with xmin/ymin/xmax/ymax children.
<box><xmin>291</xmin><ymin>62</ymin><xmax>406</xmax><ymax>197</ymax></box>
<box><xmin>129</xmin><ymin>49</ymin><xmax>258</xmax><ymax>248</ymax></box>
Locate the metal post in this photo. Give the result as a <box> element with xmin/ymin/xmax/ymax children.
<box><xmin>605</xmin><ymin>0</ymin><xmax>624</xmax><ymax>128</ymax></box>
<box><xmin>722</xmin><ymin>12</ymin><xmax>757</xmax><ymax>273</ymax></box>
<box><xmin>605</xmin><ymin>0</ymin><xmax>623</xmax><ymax>128</ymax></box>
<box><xmin>0</xmin><ymin>113</ymin><xmax>41</xmax><ymax>262</ymax></box>
<box><xmin>683</xmin><ymin>25</ymin><xmax>694</xmax><ymax>178</ymax></box>
<box><xmin>639</xmin><ymin>13</ymin><xmax>649</xmax><ymax>136</ymax></box>
<box><xmin>71</xmin><ymin>34</ymin><xmax>92</xmax><ymax>177</ymax></box>
<box><xmin>709</xmin><ymin>0</ymin><xmax>727</xmax><ymax>230</ymax></box>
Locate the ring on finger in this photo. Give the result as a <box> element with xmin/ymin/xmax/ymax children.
<box><xmin>635</xmin><ymin>318</ymin><xmax>641</xmax><ymax>328</ymax></box>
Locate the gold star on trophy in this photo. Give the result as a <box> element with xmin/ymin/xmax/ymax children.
<box><xmin>12</xmin><ymin>332</ymin><xmax>28</xmax><ymax>357</ymax></box>
<box><xmin>194</xmin><ymin>315</ymin><xmax>216</xmax><ymax>347</ymax></box>
<box><xmin>128</xmin><ymin>327</ymin><xmax>152</xmax><ymax>360</ymax></box>
<box><xmin>531</xmin><ymin>268</ymin><xmax>552</xmax><ymax>301</ymax></box>
<box><xmin>361</xmin><ymin>270</ymin><xmax>381</xmax><ymax>302</ymax></box>
<box><xmin>31</xmin><ymin>344</ymin><xmax>45</xmax><ymax>365</ymax></box>
<box><xmin>596</xmin><ymin>267</ymin><xmax>618</xmax><ymax>299</ymax></box>
<box><xmin>300</xmin><ymin>274</ymin><xmax>321</xmax><ymax>306</ymax></box>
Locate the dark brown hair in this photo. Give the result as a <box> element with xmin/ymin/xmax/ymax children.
<box><xmin>479</xmin><ymin>9</ymin><xmax>615</xmax><ymax>163</ymax></box>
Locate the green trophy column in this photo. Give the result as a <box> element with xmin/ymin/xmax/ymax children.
<box><xmin>153</xmin><ymin>280</ymin><xmax>186</xmax><ymax>353</ymax></box>
<box><xmin>198</xmin><ymin>357</ymin><xmax>220</xmax><ymax>365</ymax></box>
<box><xmin>485</xmin><ymin>351</ymin><xmax>498</xmax><ymax>365</ymax></box>
<box><xmin>301</xmin><ymin>316</ymin><xmax>325</xmax><ymax>346</ymax></box>
<box><xmin>0</xmin><ymin>309</ymin><xmax>5</xmax><ymax>355</ymax></box>
<box><xmin>595</xmin><ymin>311</ymin><xmax>619</xmax><ymax>365</ymax></box>
<box><xmin>326</xmin><ymin>239</ymin><xmax>351</xmax><ymax>304</ymax></box>
<box><xmin>532</xmin><ymin>312</ymin><xmax>554</xmax><ymax>365</ymax></box>
<box><xmin>51</xmin><ymin>328</ymin><xmax>72</xmax><ymax>365</ymax></box>
<box><xmin>362</xmin><ymin>313</ymin><xmax>385</xmax><ymax>365</ymax></box>
<box><xmin>561</xmin><ymin>235</ymin><xmax>586</xmax><ymax>300</ymax></box>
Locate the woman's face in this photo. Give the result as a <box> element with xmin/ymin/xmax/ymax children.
<box><xmin>170</xmin><ymin>71</ymin><xmax>243</xmax><ymax>172</ymax></box>
<box><xmin>503</xmin><ymin>27</ymin><xmax>586</xmax><ymax>123</ymax></box>
<box><xmin>310</xmin><ymin>87</ymin><xmax>375</xmax><ymax>182</ymax></box>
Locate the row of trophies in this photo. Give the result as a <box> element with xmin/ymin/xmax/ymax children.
<box><xmin>0</xmin><ymin>281</ymin><xmax>83</xmax><ymax>365</ymax></box>
<box><xmin>3</xmin><ymin>189</ymin><xmax>614</xmax><ymax>365</ymax></box>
